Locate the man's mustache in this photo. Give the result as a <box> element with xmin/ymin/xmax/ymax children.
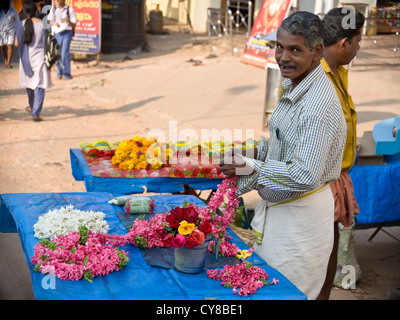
<box><xmin>279</xmin><ymin>63</ymin><xmax>296</xmax><ymax>68</ymax></box>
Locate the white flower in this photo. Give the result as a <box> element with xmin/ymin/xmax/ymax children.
<box><xmin>33</xmin><ymin>205</ymin><xmax>110</xmax><ymax>239</ymax></box>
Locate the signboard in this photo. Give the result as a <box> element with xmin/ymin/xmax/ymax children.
<box><xmin>241</xmin><ymin>0</ymin><xmax>292</xmax><ymax>69</ymax></box>
<box><xmin>51</xmin><ymin>0</ymin><xmax>101</xmax><ymax>54</ymax></box>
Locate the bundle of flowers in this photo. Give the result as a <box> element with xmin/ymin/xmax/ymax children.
<box><xmin>33</xmin><ymin>205</ymin><xmax>110</xmax><ymax>239</ymax></box>
<box><xmin>207</xmin><ymin>261</ymin><xmax>279</xmax><ymax>296</ymax></box>
<box><xmin>111</xmin><ymin>136</ymin><xmax>163</xmax><ymax>170</ymax></box>
<box><xmin>124</xmin><ymin>178</ymin><xmax>240</xmax><ymax>255</ymax></box>
<box><xmin>161</xmin><ymin>204</ymin><xmax>213</xmax><ymax>249</ymax></box>
<box><xmin>32</xmin><ymin>226</ymin><xmax>129</xmax><ymax>282</ymax></box>
<box><xmin>124</xmin><ymin>197</ymin><xmax>155</xmax><ymax>214</ymax></box>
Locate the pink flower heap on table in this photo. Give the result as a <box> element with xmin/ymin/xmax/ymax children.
<box><xmin>124</xmin><ymin>213</ymin><xmax>167</xmax><ymax>249</ymax></box>
<box><xmin>207</xmin><ymin>261</ymin><xmax>279</xmax><ymax>296</ymax></box>
<box><xmin>32</xmin><ymin>226</ymin><xmax>129</xmax><ymax>282</ymax></box>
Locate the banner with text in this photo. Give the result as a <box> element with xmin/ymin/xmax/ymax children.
<box><xmin>241</xmin><ymin>0</ymin><xmax>292</xmax><ymax>69</ymax></box>
<box><xmin>65</xmin><ymin>0</ymin><xmax>101</xmax><ymax>54</ymax></box>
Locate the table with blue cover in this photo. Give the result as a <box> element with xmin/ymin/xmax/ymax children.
<box><xmin>70</xmin><ymin>148</ymin><xmax>223</xmax><ymax>194</ymax></box>
<box><xmin>349</xmin><ymin>153</ymin><xmax>400</xmax><ymax>226</ymax></box>
<box><xmin>0</xmin><ymin>192</ymin><xmax>306</xmax><ymax>300</ymax></box>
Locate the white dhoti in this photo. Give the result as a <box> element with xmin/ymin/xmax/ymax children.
<box><xmin>251</xmin><ymin>184</ymin><xmax>334</xmax><ymax>300</ymax></box>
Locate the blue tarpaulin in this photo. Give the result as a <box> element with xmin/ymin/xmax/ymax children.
<box><xmin>0</xmin><ymin>192</ymin><xmax>306</xmax><ymax>300</ymax></box>
<box><xmin>349</xmin><ymin>153</ymin><xmax>400</xmax><ymax>225</ymax></box>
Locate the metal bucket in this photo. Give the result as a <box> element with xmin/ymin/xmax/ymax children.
<box><xmin>174</xmin><ymin>238</ymin><xmax>210</xmax><ymax>273</ymax></box>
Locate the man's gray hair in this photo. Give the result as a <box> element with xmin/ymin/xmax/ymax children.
<box><xmin>278</xmin><ymin>11</ymin><xmax>324</xmax><ymax>50</ymax></box>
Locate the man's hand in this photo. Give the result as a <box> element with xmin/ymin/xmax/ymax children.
<box><xmin>219</xmin><ymin>155</ymin><xmax>255</xmax><ymax>178</ymax></box>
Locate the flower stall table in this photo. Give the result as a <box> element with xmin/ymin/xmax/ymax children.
<box><xmin>70</xmin><ymin>148</ymin><xmax>224</xmax><ymax>194</ymax></box>
<box><xmin>0</xmin><ymin>192</ymin><xmax>306</xmax><ymax>300</ymax></box>
<box><xmin>349</xmin><ymin>153</ymin><xmax>400</xmax><ymax>235</ymax></box>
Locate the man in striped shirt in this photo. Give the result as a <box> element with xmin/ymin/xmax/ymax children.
<box><xmin>220</xmin><ymin>12</ymin><xmax>347</xmax><ymax>299</ymax></box>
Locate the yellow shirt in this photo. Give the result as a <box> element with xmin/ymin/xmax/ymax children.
<box><xmin>321</xmin><ymin>58</ymin><xmax>357</xmax><ymax>171</ymax></box>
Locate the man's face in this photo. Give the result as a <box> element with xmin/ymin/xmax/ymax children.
<box><xmin>275</xmin><ymin>29</ymin><xmax>321</xmax><ymax>88</ymax></box>
<box><xmin>342</xmin><ymin>33</ymin><xmax>362</xmax><ymax>65</ymax></box>
<box><xmin>57</xmin><ymin>0</ymin><xmax>65</xmax><ymax>6</ymax></box>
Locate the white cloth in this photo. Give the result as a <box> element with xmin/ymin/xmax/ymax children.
<box><xmin>251</xmin><ymin>184</ymin><xmax>334</xmax><ymax>300</ymax></box>
<box><xmin>47</xmin><ymin>5</ymin><xmax>76</xmax><ymax>34</ymax></box>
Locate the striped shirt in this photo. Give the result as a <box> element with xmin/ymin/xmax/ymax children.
<box><xmin>237</xmin><ymin>63</ymin><xmax>347</xmax><ymax>202</ymax></box>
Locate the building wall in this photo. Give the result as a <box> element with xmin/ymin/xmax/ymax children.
<box><xmin>145</xmin><ymin>0</ymin><xmax>222</xmax><ymax>33</ymax></box>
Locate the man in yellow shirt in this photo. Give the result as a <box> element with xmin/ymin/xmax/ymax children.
<box><xmin>317</xmin><ymin>7</ymin><xmax>365</xmax><ymax>300</ymax></box>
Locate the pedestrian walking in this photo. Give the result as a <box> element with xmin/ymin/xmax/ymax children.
<box><xmin>47</xmin><ymin>0</ymin><xmax>75</xmax><ymax>80</ymax></box>
<box><xmin>14</xmin><ymin>0</ymin><xmax>51</xmax><ymax>122</ymax></box>
<box><xmin>0</xmin><ymin>0</ymin><xmax>19</xmax><ymax>68</ymax></box>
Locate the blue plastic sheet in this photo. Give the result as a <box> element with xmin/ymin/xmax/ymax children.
<box><xmin>70</xmin><ymin>149</ymin><xmax>223</xmax><ymax>194</ymax></box>
<box><xmin>0</xmin><ymin>192</ymin><xmax>306</xmax><ymax>300</ymax></box>
<box><xmin>349</xmin><ymin>153</ymin><xmax>400</xmax><ymax>225</ymax></box>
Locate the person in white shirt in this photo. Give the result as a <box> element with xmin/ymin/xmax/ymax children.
<box><xmin>0</xmin><ymin>0</ymin><xmax>19</xmax><ymax>68</ymax></box>
<box><xmin>47</xmin><ymin>0</ymin><xmax>75</xmax><ymax>79</ymax></box>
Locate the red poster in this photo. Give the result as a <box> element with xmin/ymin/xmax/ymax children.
<box><xmin>241</xmin><ymin>0</ymin><xmax>292</xmax><ymax>69</ymax></box>
<box><xmin>64</xmin><ymin>0</ymin><xmax>101</xmax><ymax>54</ymax></box>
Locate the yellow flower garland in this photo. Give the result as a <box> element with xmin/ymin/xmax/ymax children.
<box><xmin>111</xmin><ymin>136</ymin><xmax>163</xmax><ymax>170</ymax></box>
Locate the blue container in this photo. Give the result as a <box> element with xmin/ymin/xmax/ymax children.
<box><xmin>174</xmin><ymin>238</ymin><xmax>211</xmax><ymax>273</ymax></box>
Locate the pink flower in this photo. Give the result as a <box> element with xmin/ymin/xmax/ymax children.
<box><xmin>206</xmin><ymin>261</ymin><xmax>271</xmax><ymax>296</ymax></box>
<box><xmin>171</xmin><ymin>234</ymin><xmax>186</xmax><ymax>248</ymax></box>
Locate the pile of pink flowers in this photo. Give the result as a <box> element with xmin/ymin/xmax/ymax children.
<box><xmin>31</xmin><ymin>226</ymin><xmax>129</xmax><ymax>282</ymax></box>
<box><xmin>207</xmin><ymin>261</ymin><xmax>279</xmax><ymax>296</ymax></box>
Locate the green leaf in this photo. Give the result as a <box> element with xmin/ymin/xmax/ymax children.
<box><xmin>83</xmin><ymin>270</ymin><xmax>93</xmax><ymax>283</ymax></box>
<box><xmin>33</xmin><ymin>263</ymin><xmax>42</xmax><ymax>272</ymax></box>
<box><xmin>78</xmin><ymin>225</ymin><xmax>89</xmax><ymax>245</ymax></box>
<box><xmin>83</xmin><ymin>255</ymin><xmax>89</xmax><ymax>267</ymax></box>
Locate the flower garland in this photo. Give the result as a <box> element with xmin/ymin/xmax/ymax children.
<box><xmin>32</xmin><ymin>226</ymin><xmax>129</xmax><ymax>282</ymax></box>
<box><xmin>111</xmin><ymin>136</ymin><xmax>163</xmax><ymax>170</ymax></box>
<box><xmin>207</xmin><ymin>261</ymin><xmax>279</xmax><ymax>296</ymax></box>
<box><xmin>33</xmin><ymin>205</ymin><xmax>110</xmax><ymax>239</ymax></box>
<box><xmin>197</xmin><ymin>177</ymin><xmax>240</xmax><ymax>239</ymax></box>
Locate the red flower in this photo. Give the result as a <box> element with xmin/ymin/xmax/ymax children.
<box><xmin>184</xmin><ymin>235</ymin><xmax>199</xmax><ymax>249</ymax></box>
<box><xmin>199</xmin><ymin>220</ymin><xmax>212</xmax><ymax>235</ymax></box>
<box><xmin>161</xmin><ymin>234</ymin><xmax>174</xmax><ymax>247</ymax></box>
<box><xmin>184</xmin><ymin>205</ymin><xmax>199</xmax><ymax>224</ymax></box>
<box><xmin>166</xmin><ymin>209</ymin><xmax>180</xmax><ymax>228</ymax></box>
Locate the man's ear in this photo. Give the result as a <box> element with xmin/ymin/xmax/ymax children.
<box><xmin>313</xmin><ymin>43</ymin><xmax>324</xmax><ymax>61</ymax></box>
<box><xmin>338</xmin><ymin>37</ymin><xmax>348</xmax><ymax>51</ymax></box>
